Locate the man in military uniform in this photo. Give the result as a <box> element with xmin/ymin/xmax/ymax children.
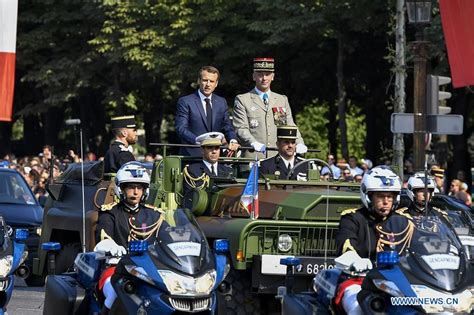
<box><xmin>95</xmin><ymin>162</ymin><xmax>163</xmax><ymax>312</ymax></box>
<box><xmin>183</xmin><ymin>132</ymin><xmax>233</xmax><ymax>194</ymax></box>
<box><xmin>405</xmin><ymin>172</ymin><xmax>448</xmax><ymax>219</ymax></box>
<box><xmin>104</xmin><ymin>115</ymin><xmax>137</xmax><ymax>173</ymax></box>
<box><xmin>233</xmin><ymin>58</ymin><xmax>306</xmax><ymax>158</ymax></box>
<box><xmin>259</xmin><ymin>126</ymin><xmax>309</xmax><ymax>180</ymax></box>
<box><xmin>335</xmin><ymin>166</ymin><xmax>405</xmax><ymax>314</ymax></box>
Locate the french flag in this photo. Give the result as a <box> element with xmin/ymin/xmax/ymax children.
<box><xmin>240</xmin><ymin>162</ymin><xmax>259</xmax><ymax>219</ymax></box>
<box><xmin>0</xmin><ymin>0</ymin><xmax>18</xmax><ymax>122</ymax></box>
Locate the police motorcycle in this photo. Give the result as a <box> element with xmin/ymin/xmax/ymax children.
<box><xmin>278</xmin><ymin>214</ymin><xmax>474</xmax><ymax>314</ymax></box>
<box><xmin>0</xmin><ymin>216</ymin><xmax>29</xmax><ymax>315</ymax></box>
<box><xmin>43</xmin><ymin>208</ymin><xmax>231</xmax><ymax>315</ymax></box>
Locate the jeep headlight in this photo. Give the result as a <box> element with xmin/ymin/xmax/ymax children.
<box><xmin>35</xmin><ymin>227</ymin><xmax>42</xmax><ymax>236</ymax></box>
<box><xmin>278</xmin><ymin>234</ymin><xmax>293</xmax><ymax>252</ymax></box>
<box><xmin>0</xmin><ymin>255</ymin><xmax>13</xmax><ymax>278</ymax></box>
<box><xmin>158</xmin><ymin>270</ymin><xmax>216</xmax><ymax>296</ymax></box>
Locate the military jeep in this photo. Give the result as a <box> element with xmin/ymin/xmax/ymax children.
<box><xmin>33</xmin><ymin>154</ymin><xmax>362</xmax><ymax>313</ymax></box>
<box><xmin>148</xmin><ymin>155</ymin><xmax>362</xmax><ymax>313</ymax></box>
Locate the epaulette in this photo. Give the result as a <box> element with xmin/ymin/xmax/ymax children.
<box><xmin>119</xmin><ymin>144</ymin><xmax>129</xmax><ymax>152</ymax></box>
<box><xmin>395</xmin><ymin>207</ymin><xmax>412</xmax><ymax>219</ymax></box>
<box><xmin>341</xmin><ymin>207</ymin><xmax>359</xmax><ymax>216</ymax></box>
<box><xmin>433</xmin><ymin>206</ymin><xmax>448</xmax><ymax>216</ymax></box>
<box><xmin>144</xmin><ymin>204</ymin><xmax>165</xmax><ymax>214</ymax></box>
<box><xmin>101</xmin><ymin>202</ymin><xmax>117</xmax><ymax>211</ymax></box>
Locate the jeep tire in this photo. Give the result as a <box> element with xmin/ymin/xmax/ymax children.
<box><xmin>223</xmin><ymin>269</ymin><xmax>261</xmax><ymax>315</ymax></box>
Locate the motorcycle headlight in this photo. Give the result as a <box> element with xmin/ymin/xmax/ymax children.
<box><xmin>124</xmin><ymin>265</ymin><xmax>154</xmax><ymax>286</ymax></box>
<box><xmin>277</xmin><ymin>234</ymin><xmax>293</xmax><ymax>252</ymax></box>
<box><xmin>158</xmin><ymin>270</ymin><xmax>216</xmax><ymax>296</ymax></box>
<box><xmin>372</xmin><ymin>279</ymin><xmax>404</xmax><ymax>297</ymax></box>
<box><xmin>0</xmin><ymin>255</ymin><xmax>13</xmax><ymax>278</ymax></box>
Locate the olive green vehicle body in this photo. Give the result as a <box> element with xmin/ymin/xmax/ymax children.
<box><xmin>149</xmin><ymin>155</ymin><xmax>362</xmax><ymax>293</ymax></box>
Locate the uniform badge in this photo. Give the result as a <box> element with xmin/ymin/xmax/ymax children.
<box><xmin>272</xmin><ymin>107</ymin><xmax>288</xmax><ymax>126</ymax></box>
<box><xmin>250</xmin><ymin>119</ymin><xmax>259</xmax><ymax>129</ymax></box>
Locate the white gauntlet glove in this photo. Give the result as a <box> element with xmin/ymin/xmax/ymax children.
<box><xmin>335</xmin><ymin>250</ymin><xmax>373</xmax><ymax>272</ymax></box>
<box><xmin>296</xmin><ymin>143</ymin><xmax>308</xmax><ymax>154</ymax></box>
<box><xmin>94</xmin><ymin>239</ymin><xmax>127</xmax><ymax>257</ymax></box>
<box><xmin>251</xmin><ymin>142</ymin><xmax>266</xmax><ymax>153</ymax></box>
<box><xmin>352</xmin><ymin>258</ymin><xmax>373</xmax><ymax>272</ymax></box>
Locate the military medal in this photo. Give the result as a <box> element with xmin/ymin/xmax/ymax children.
<box><xmin>250</xmin><ymin>119</ymin><xmax>259</xmax><ymax>129</ymax></box>
<box><xmin>272</xmin><ymin>107</ymin><xmax>287</xmax><ymax>126</ymax></box>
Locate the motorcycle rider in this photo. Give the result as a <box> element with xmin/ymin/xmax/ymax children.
<box><xmin>335</xmin><ymin>166</ymin><xmax>404</xmax><ymax>314</ymax></box>
<box><xmin>94</xmin><ymin>162</ymin><xmax>163</xmax><ymax>313</ymax></box>
<box><xmin>405</xmin><ymin>172</ymin><xmax>448</xmax><ymax>219</ymax></box>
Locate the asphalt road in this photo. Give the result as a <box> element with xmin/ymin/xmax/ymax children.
<box><xmin>8</xmin><ymin>277</ymin><xmax>45</xmax><ymax>315</ymax></box>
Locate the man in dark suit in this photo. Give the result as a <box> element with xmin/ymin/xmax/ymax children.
<box><xmin>104</xmin><ymin>115</ymin><xmax>137</xmax><ymax>173</ymax></box>
<box><xmin>260</xmin><ymin>126</ymin><xmax>309</xmax><ymax>181</ymax></box>
<box><xmin>175</xmin><ymin>66</ymin><xmax>240</xmax><ymax>156</ymax></box>
<box><xmin>183</xmin><ymin>132</ymin><xmax>233</xmax><ymax>195</ymax></box>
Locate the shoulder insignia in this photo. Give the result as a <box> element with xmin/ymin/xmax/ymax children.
<box><xmin>341</xmin><ymin>207</ymin><xmax>359</xmax><ymax>216</ymax></box>
<box><xmin>433</xmin><ymin>207</ymin><xmax>448</xmax><ymax>216</ymax></box>
<box><xmin>395</xmin><ymin>207</ymin><xmax>412</xmax><ymax>219</ymax></box>
<box><xmin>119</xmin><ymin>144</ymin><xmax>129</xmax><ymax>152</ymax></box>
<box><xmin>144</xmin><ymin>204</ymin><xmax>165</xmax><ymax>213</ymax></box>
<box><xmin>101</xmin><ymin>202</ymin><xmax>117</xmax><ymax>211</ymax></box>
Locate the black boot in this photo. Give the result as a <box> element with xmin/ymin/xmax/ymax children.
<box><xmin>101</xmin><ymin>306</ymin><xmax>110</xmax><ymax>315</ymax></box>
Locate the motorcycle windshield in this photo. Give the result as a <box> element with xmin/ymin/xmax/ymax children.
<box><xmin>405</xmin><ymin>216</ymin><xmax>467</xmax><ymax>291</ymax></box>
<box><xmin>150</xmin><ymin>208</ymin><xmax>214</xmax><ymax>276</ymax></box>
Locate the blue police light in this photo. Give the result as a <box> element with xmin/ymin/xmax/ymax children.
<box><xmin>129</xmin><ymin>240</ymin><xmax>148</xmax><ymax>253</ymax></box>
<box><xmin>377</xmin><ymin>251</ymin><xmax>399</xmax><ymax>267</ymax></box>
<box><xmin>14</xmin><ymin>229</ymin><xmax>29</xmax><ymax>241</ymax></box>
<box><xmin>213</xmin><ymin>239</ymin><xmax>229</xmax><ymax>254</ymax></box>
<box><xmin>41</xmin><ymin>242</ymin><xmax>61</xmax><ymax>251</ymax></box>
<box><xmin>280</xmin><ymin>257</ymin><xmax>300</xmax><ymax>267</ymax></box>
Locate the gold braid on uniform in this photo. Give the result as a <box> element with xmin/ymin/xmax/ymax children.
<box><xmin>375</xmin><ymin>220</ymin><xmax>416</xmax><ymax>254</ymax></box>
<box><xmin>183</xmin><ymin>165</ymin><xmax>210</xmax><ymax>190</ymax></box>
<box><xmin>128</xmin><ymin>214</ymin><xmax>164</xmax><ymax>241</ymax></box>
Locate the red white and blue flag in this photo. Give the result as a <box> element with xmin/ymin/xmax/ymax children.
<box><xmin>240</xmin><ymin>162</ymin><xmax>259</xmax><ymax>219</ymax></box>
<box><xmin>0</xmin><ymin>0</ymin><xmax>18</xmax><ymax>122</ymax></box>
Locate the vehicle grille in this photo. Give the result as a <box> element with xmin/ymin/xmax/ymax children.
<box><xmin>169</xmin><ymin>297</ymin><xmax>211</xmax><ymax>312</ymax></box>
<box><xmin>244</xmin><ymin>225</ymin><xmax>338</xmax><ymax>260</ymax></box>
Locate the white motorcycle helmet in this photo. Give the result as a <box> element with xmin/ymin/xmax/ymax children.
<box><xmin>406</xmin><ymin>172</ymin><xmax>435</xmax><ymax>204</ymax></box>
<box><xmin>360</xmin><ymin>166</ymin><xmax>402</xmax><ymax>210</ymax></box>
<box><xmin>114</xmin><ymin>162</ymin><xmax>150</xmax><ymax>202</ymax></box>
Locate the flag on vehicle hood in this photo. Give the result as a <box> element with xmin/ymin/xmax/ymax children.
<box><xmin>439</xmin><ymin>0</ymin><xmax>474</xmax><ymax>88</ymax></box>
<box><xmin>240</xmin><ymin>162</ymin><xmax>259</xmax><ymax>219</ymax></box>
<box><xmin>0</xmin><ymin>0</ymin><xmax>18</xmax><ymax>122</ymax></box>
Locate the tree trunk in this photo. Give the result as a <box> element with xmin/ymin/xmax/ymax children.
<box><xmin>337</xmin><ymin>34</ymin><xmax>348</xmax><ymax>160</ymax></box>
<box><xmin>392</xmin><ymin>0</ymin><xmax>406</xmax><ymax>178</ymax></box>
<box><xmin>0</xmin><ymin>122</ymin><xmax>13</xmax><ymax>157</ymax></box>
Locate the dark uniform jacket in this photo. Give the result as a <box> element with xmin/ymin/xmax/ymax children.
<box><xmin>183</xmin><ymin>161</ymin><xmax>233</xmax><ymax>195</ymax></box>
<box><xmin>336</xmin><ymin>207</ymin><xmax>407</xmax><ymax>260</ymax></box>
<box><xmin>406</xmin><ymin>204</ymin><xmax>448</xmax><ymax>219</ymax></box>
<box><xmin>104</xmin><ymin>140</ymin><xmax>135</xmax><ymax>173</ymax></box>
<box><xmin>260</xmin><ymin>155</ymin><xmax>308</xmax><ymax>180</ymax></box>
<box><xmin>96</xmin><ymin>202</ymin><xmax>162</xmax><ymax>248</ymax></box>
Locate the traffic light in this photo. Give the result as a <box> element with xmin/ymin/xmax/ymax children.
<box><xmin>426</xmin><ymin>75</ymin><xmax>452</xmax><ymax>114</ymax></box>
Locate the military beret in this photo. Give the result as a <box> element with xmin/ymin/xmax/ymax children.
<box><xmin>111</xmin><ymin>115</ymin><xmax>136</xmax><ymax>129</ymax></box>
<box><xmin>254</xmin><ymin>57</ymin><xmax>275</xmax><ymax>72</ymax></box>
